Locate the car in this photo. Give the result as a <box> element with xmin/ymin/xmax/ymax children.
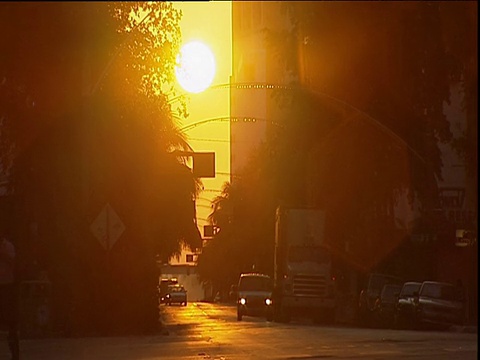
<box><xmin>158</xmin><ymin>278</ymin><xmax>178</xmax><ymax>304</ymax></box>
<box><xmin>236</xmin><ymin>273</ymin><xmax>274</xmax><ymax>322</ymax></box>
<box><xmin>413</xmin><ymin>281</ymin><xmax>465</xmax><ymax>329</ymax></box>
<box><xmin>372</xmin><ymin>283</ymin><xmax>402</xmax><ymax>328</ymax></box>
<box><xmin>165</xmin><ymin>285</ymin><xmax>187</xmax><ymax>306</ymax></box>
<box><xmin>358</xmin><ymin>273</ymin><xmax>403</xmax><ymax>326</ymax></box>
<box><xmin>394</xmin><ymin>281</ymin><xmax>422</xmax><ymax>329</ymax></box>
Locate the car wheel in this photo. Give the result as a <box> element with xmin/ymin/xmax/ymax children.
<box><xmin>184</xmin><ymin>302</ymin><xmax>187</xmax><ymax>306</ymax></box>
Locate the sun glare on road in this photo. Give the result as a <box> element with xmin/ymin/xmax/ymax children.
<box><xmin>175</xmin><ymin>41</ymin><xmax>216</xmax><ymax>94</ymax></box>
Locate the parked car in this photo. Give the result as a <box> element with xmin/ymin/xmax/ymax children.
<box><xmin>394</xmin><ymin>281</ymin><xmax>422</xmax><ymax>329</ymax></box>
<box><xmin>372</xmin><ymin>283</ymin><xmax>402</xmax><ymax>328</ymax></box>
<box><xmin>236</xmin><ymin>273</ymin><xmax>274</xmax><ymax>321</ymax></box>
<box><xmin>358</xmin><ymin>273</ymin><xmax>403</xmax><ymax>326</ymax></box>
<box><xmin>165</xmin><ymin>284</ymin><xmax>187</xmax><ymax>306</ymax></box>
<box><xmin>413</xmin><ymin>281</ymin><xmax>465</xmax><ymax>329</ymax></box>
<box><xmin>158</xmin><ymin>278</ymin><xmax>178</xmax><ymax>304</ymax></box>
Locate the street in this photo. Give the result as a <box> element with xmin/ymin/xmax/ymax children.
<box><xmin>2</xmin><ymin>302</ymin><xmax>476</xmax><ymax>359</ymax></box>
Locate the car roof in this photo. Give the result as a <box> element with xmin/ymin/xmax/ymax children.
<box><xmin>421</xmin><ymin>281</ymin><xmax>453</xmax><ymax>287</ymax></box>
<box><xmin>383</xmin><ymin>283</ymin><xmax>402</xmax><ymax>288</ymax></box>
<box><xmin>402</xmin><ymin>281</ymin><xmax>422</xmax><ymax>286</ymax></box>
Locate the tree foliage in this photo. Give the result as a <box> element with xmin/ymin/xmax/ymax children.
<box><xmin>439</xmin><ymin>1</ymin><xmax>478</xmax><ymax>178</ymax></box>
<box><xmin>0</xmin><ymin>2</ymin><xmax>201</xmax><ymax>334</ymax></box>
<box><xmin>197</xmin><ymin>152</ymin><xmax>277</xmax><ymax>293</ymax></box>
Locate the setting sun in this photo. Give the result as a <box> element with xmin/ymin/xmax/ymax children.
<box><xmin>169</xmin><ymin>1</ymin><xmax>231</xmax><ymax>270</ymax></box>
<box><xmin>175</xmin><ymin>41</ymin><xmax>216</xmax><ymax>94</ymax></box>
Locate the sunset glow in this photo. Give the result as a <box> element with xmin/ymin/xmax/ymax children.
<box><xmin>170</xmin><ymin>1</ymin><xmax>232</xmax><ymax>266</ymax></box>
<box><xmin>175</xmin><ymin>41</ymin><xmax>216</xmax><ymax>94</ymax></box>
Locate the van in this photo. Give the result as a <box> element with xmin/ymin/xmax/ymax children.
<box><xmin>236</xmin><ymin>273</ymin><xmax>274</xmax><ymax>321</ymax></box>
<box><xmin>358</xmin><ymin>273</ymin><xmax>403</xmax><ymax>325</ymax></box>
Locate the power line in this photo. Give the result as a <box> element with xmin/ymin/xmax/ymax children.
<box><xmin>189</xmin><ymin>138</ymin><xmax>229</xmax><ymax>143</ymax></box>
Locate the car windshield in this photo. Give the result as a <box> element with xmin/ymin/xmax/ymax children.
<box><xmin>420</xmin><ymin>283</ymin><xmax>457</xmax><ymax>300</ymax></box>
<box><xmin>238</xmin><ymin>276</ymin><xmax>273</xmax><ymax>291</ymax></box>
<box><xmin>381</xmin><ymin>285</ymin><xmax>402</xmax><ymax>299</ymax></box>
<box><xmin>400</xmin><ymin>283</ymin><xmax>421</xmax><ymax>297</ymax></box>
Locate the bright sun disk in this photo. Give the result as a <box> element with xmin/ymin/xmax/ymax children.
<box><xmin>175</xmin><ymin>41</ymin><xmax>216</xmax><ymax>94</ymax></box>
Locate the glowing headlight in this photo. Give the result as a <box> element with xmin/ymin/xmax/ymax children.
<box><xmin>240</xmin><ymin>298</ymin><xmax>246</xmax><ymax>305</ymax></box>
<box><xmin>265</xmin><ymin>298</ymin><xmax>272</xmax><ymax>306</ymax></box>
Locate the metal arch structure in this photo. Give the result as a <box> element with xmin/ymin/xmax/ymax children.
<box><xmin>179</xmin><ymin>116</ymin><xmax>276</xmax><ymax>133</ymax></box>
<box><xmin>179</xmin><ymin>81</ymin><xmax>426</xmax><ymax>164</ymax></box>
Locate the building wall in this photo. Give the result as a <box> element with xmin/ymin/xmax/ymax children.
<box><xmin>230</xmin><ymin>2</ymin><xmax>477</xmax><ymax>321</ymax></box>
<box><xmin>436</xmin><ymin>82</ymin><xmax>477</xmax><ymax>324</ymax></box>
<box><xmin>160</xmin><ymin>265</ymin><xmax>206</xmax><ymax>302</ymax></box>
<box><xmin>230</xmin><ymin>2</ymin><xmax>291</xmax><ymax>179</ymax></box>
<box><xmin>389</xmin><ymin>82</ymin><xmax>477</xmax><ymax>323</ymax></box>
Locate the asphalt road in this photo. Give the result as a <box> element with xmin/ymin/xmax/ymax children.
<box><xmin>0</xmin><ymin>302</ymin><xmax>477</xmax><ymax>359</ymax></box>
<box><xmin>160</xmin><ymin>302</ymin><xmax>477</xmax><ymax>359</ymax></box>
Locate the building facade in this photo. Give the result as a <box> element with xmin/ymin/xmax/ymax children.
<box><xmin>230</xmin><ymin>1</ymin><xmax>477</xmax><ymax>323</ymax></box>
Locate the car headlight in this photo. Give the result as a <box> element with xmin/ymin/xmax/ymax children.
<box><xmin>166</xmin><ymin>294</ymin><xmax>170</xmax><ymax>299</ymax></box>
<box><xmin>265</xmin><ymin>298</ymin><xmax>272</xmax><ymax>306</ymax></box>
<box><xmin>239</xmin><ymin>298</ymin><xmax>246</xmax><ymax>305</ymax></box>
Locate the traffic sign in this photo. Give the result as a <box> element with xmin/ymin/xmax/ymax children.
<box><xmin>90</xmin><ymin>203</ymin><xmax>125</xmax><ymax>251</ymax></box>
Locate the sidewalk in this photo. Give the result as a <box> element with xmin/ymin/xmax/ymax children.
<box><xmin>0</xmin><ymin>332</ymin><xmax>175</xmax><ymax>360</ymax></box>
<box><xmin>450</xmin><ymin>324</ymin><xmax>478</xmax><ymax>334</ymax></box>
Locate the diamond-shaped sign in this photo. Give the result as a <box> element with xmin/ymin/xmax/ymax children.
<box><xmin>90</xmin><ymin>203</ymin><xmax>125</xmax><ymax>251</ymax></box>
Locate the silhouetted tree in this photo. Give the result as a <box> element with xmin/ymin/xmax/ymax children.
<box><xmin>0</xmin><ymin>2</ymin><xmax>201</xmax><ymax>335</ymax></box>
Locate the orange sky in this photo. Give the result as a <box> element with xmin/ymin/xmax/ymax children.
<box><xmin>171</xmin><ymin>1</ymin><xmax>232</xmax><ymax>263</ymax></box>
